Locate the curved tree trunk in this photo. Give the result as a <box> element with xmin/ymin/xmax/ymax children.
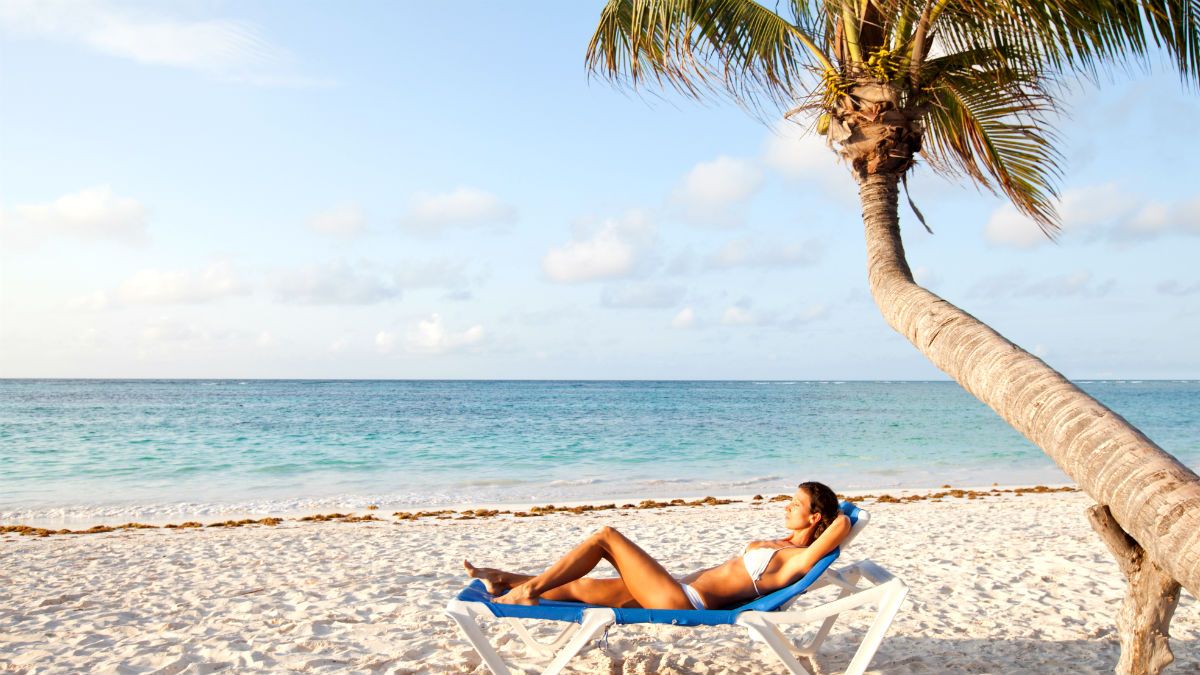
<box><xmin>855</xmin><ymin>172</ymin><xmax>1200</xmax><ymax>600</ymax></box>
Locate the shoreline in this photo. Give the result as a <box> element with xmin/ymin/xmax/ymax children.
<box><xmin>1</xmin><ymin>482</ymin><xmax>1078</xmax><ymax>538</ymax></box>
<box><xmin>0</xmin><ymin>470</ymin><xmax>1085</xmax><ymax>525</ymax></box>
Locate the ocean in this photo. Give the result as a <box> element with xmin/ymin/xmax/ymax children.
<box><xmin>1</xmin><ymin>379</ymin><xmax>1196</xmax><ymax>525</ymax></box>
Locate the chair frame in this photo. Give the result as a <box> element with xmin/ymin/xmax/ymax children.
<box><xmin>444</xmin><ymin>505</ymin><xmax>907</xmax><ymax>675</ymax></box>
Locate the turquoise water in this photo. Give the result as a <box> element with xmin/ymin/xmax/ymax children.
<box><xmin>1</xmin><ymin>380</ymin><xmax>1196</xmax><ymax>523</ymax></box>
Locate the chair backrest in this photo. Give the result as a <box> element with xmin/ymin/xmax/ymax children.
<box><xmin>838</xmin><ymin>500</ymin><xmax>870</xmax><ymax>551</ymax></box>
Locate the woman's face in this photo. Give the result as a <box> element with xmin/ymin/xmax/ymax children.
<box><xmin>784</xmin><ymin>487</ymin><xmax>818</xmax><ymax>530</ymax></box>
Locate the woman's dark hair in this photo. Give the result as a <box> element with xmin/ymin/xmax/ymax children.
<box><xmin>798</xmin><ymin>481</ymin><xmax>840</xmax><ymax>543</ymax></box>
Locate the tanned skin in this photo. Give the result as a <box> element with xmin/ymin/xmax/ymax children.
<box><xmin>464</xmin><ymin>485</ymin><xmax>850</xmax><ymax>610</ymax></box>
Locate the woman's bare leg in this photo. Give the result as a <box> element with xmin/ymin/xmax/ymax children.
<box><xmin>492</xmin><ymin>526</ymin><xmax>690</xmax><ymax>609</ymax></box>
<box><xmin>463</xmin><ymin>561</ymin><xmax>527</xmax><ymax>594</ymax></box>
<box><xmin>465</xmin><ymin>561</ymin><xmax>637</xmax><ymax>606</ymax></box>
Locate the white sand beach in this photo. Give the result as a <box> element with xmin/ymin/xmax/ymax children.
<box><xmin>2</xmin><ymin>488</ymin><xmax>1198</xmax><ymax>674</ymax></box>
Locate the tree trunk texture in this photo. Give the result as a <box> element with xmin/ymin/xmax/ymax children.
<box><xmin>855</xmin><ymin>171</ymin><xmax>1200</xmax><ymax>603</ymax></box>
<box><xmin>1088</xmin><ymin>504</ymin><xmax>1182</xmax><ymax>675</ymax></box>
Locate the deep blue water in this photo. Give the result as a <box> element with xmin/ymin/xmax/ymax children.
<box><xmin>0</xmin><ymin>379</ymin><xmax>1196</xmax><ymax>522</ymax></box>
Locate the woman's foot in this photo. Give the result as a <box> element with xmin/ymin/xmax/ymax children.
<box><xmin>493</xmin><ymin>582</ymin><xmax>539</xmax><ymax>606</ymax></box>
<box><xmin>463</xmin><ymin>560</ymin><xmax>515</xmax><ymax>595</ymax></box>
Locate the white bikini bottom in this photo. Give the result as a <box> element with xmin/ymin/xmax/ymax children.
<box><xmin>680</xmin><ymin>583</ymin><xmax>706</xmax><ymax>610</ymax></box>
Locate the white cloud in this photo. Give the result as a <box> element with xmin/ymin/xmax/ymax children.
<box><xmin>984</xmin><ymin>204</ymin><xmax>1051</xmax><ymax>249</ymax></box>
<box><xmin>375</xmin><ymin>330</ymin><xmax>397</xmax><ymax>354</ymax></box>
<box><xmin>265</xmin><ymin>259</ymin><xmax>475</xmax><ymax>306</ymax></box>
<box><xmin>1117</xmin><ymin>197</ymin><xmax>1200</xmax><ymax>241</ymax></box>
<box><xmin>123</xmin><ymin>261</ymin><xmax>247</xmax><ymax>304</ymax></box>
<box><xmin>675</xmin><ymin>157</ymin><xmax>762</xmax><ymax>205</ymax></box>
<box><xmin>66</xmin><ymin>291</ymin><xmax>112</xmax><ymax>312</ymax></box>
<box><xmin>721</xmin><ymin>306</ymin><xmax>755</xmax><ymax>326</ymax></box>
<box><xmin>399</xmin><ymin>187</ymin><xmax>517</xmax><ymax>235</ymax></box>
<box><xmin>967</xmin><ymin>270</ymin><xmax>1116</xmax><ymax>299</ymax></box>
<box><xmin>1020</xmin><ymin>271</ymin><xmax>1114</xmax><ymax>298</ymax></box>
<box><xmin>273</xmin><ymin>261</ymin><xmax>399</xmax><ymax>305</ymax></box>
<box><xmin>1</xmin><ymin>185</ymin><xmax>148</xmax><ymax>246</ymax></box>
<box><xmin>782</xmin><ymin>304</ymin><xmax>829</xmax><ymax>326</ymax></box>
<box><xmin>68</xmin><ymin>261</ymin><xmax>249</xmax><ymax>309</ymax></box>
<box><xmin>601</xmin><ymin>283</ymin><xmax>686</xmax><ymax>309</ymax></box>
<box><xmin>307</xmin><ymin>203</ymin><xmax>365</xmax><ymax>237</ymax></box>
<box><xmin>405</xmin><ymin>314</ymin><xmax>484</xmax><ymax>355</ymax></box>
<box><xmin>395</xmin><ymin>259</ymin><xmax>471</xmax><ymax>290</ymax></box>
<box><xmin>1157</xmin><ymin>280</ymin><xmax>1200</xmax><ymax>296</ymax></box>
<box><xmin>0</xmin><ymin>0</ymin><xmax>317</xmax><ymax>85</ymax></box>
<box><xmin>140</xmin><ymin>317</ymin><xmax>203</xmax><ymax>344</ymax></box>
<box><xmin>705</xmin><ymin>237</ymin><xmax>823</xmax><ymax>270</ymax></box>
<box><xmin>256</xmin><ymin>331</ymin><xmax>274</xmax><ymax>348</ymax></box>
<box><xmin>72</xmin><ymin>327</ymin><xmax>102</xmax><ymax>351</ymax></box>
<box><xmin>984</xmin><ymin>183</ymin><xmax>1200</xmax><ymax>248</ymax></box>
<box><xmin>672</xmin><ymin>156</ymin><xmax>763</xmax><ymax>226</ymax></box>
<box><xmin>329</xmin><ymin>337</ymin><xmax>350</xmax><ymax>353</ymax></box>
<box><xmin>913</xmin><ymin>265</ymin><xmax>941</xmax><ymax>289</ymax></box>
<box><xmin>542</xmin><ymin>210</ymin><xmax>656</xmax><ymax>284</ymax></box>
<box><xmin>670</xmin><ymin>307</ymin><xmax>696</xmax><ymax>329</ymax></box>
<box><xmin>763</xmin><ymin>121</ymin><xmax>840</xmax><ymax>178</ymax></box>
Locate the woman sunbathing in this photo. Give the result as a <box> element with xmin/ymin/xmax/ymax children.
<box><xmin>463</xmin><ymin>481</ymin><xmax>849</xmax><ymax>611</ymax></box>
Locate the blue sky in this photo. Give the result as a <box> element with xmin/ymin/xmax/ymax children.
<box><xmin>1</xmin><ymin>1</ymin><xmax>1197</xmax><ymax>380</ymax></box>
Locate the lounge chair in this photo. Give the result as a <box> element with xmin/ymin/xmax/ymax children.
<box><xmin>445</xmin><ymin>501</ymin><xmax>906</xmax><ymax>675</ymax></box>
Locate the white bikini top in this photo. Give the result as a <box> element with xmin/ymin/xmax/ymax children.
<box><xmin>740</xmin><ymin>543</ymin><xmax>800</xmax><ymax>596</ymax></box>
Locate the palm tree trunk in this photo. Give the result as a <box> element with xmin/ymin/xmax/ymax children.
<box><xmin>855</xmin><ymin>173</ymin><xmax>1200</xmax><ymax>601</ymax></box>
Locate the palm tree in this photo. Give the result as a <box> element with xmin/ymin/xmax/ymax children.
<box><xmin>587</xmin><ymin>2</ymin><xmax>1199</xmax><ymax>672</ymax></box>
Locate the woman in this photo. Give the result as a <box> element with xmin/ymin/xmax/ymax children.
<box><xmin>464</xmin><ymin>481</ymin><xmax>848</xmax><ymax>611</ymax></box>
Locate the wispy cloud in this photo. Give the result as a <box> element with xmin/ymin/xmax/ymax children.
<box><xmin>779</xmin><ymin>303</ymin><xmax>830</xmax><ymax>327</ymax></box>
<box><xmin>967</xmin><ymin>270</ymin><xmax>1116</xmax><ymax>299</ymax></box>
<box><xmin>307</xmin><ymin>203</ymin><xmax>366</xmax><ymax>237</ymax></box>
<box><xmin>271</xmin><ymin>259</ymin><xmax>472</xmax><ymax>305</ymax></box>
<box><xmin>273</xmin><ymin>261</ymin><xmax>399</xmax><ymax>305</ymax></box>
<box><xmin>0</xmin><ymin>0</ymin><xmax>322</xmax><ymax>86</ymax></box>
<box><xmin>1</xmin><ymin>185</ymin><xmax>148</xmax><ymax>247</ymax></box>
<box><xmin>1156</xmin><ymin>280</ymin><xmax>1200</xmax><ymax>297</ymax></box>
<box><xmin>399</xmin><ymin>187</ymin><xmax>517</xmax><ymax>236</ymax></box>
<box><xmin>704</xmin><ymin>237</ymin><xmax>823</xmax><ymax>270</ymax></box>
<box><xmin>720</xmin><ymin>306</ymin><xmax>755</xmax><ymax>325</ymax></box>
<box><xmin>600</xmin><ymin>282</ymin><xmax>686</xmax><ymax>309</ymax></box>
<box><xmin>670</xmin><ymin>307</ymin><xmax>696</xmax><ymax>329</ymax></box>
<box><xmin>984</xmin><ymin>183</ymin><xmax>1200</xmax><ymax>248</ymax></box>
<box><xmin>70</xmin><ymin>261</ymin><xmax>249</xmax><ymax>309</ymax></box>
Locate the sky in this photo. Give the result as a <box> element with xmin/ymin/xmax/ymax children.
<box><xmin>1</xmin><ymin>0</ymin><xmax>1198</xmax><ymax>380</ymax></box>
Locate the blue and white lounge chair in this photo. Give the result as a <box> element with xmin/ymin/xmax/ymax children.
<box><xmin>445</xmin><ymin>502</ymin><xmax>907</xmax><ymax>675</ymax></box>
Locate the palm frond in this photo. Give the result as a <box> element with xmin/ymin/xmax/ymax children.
<box><xmin>932</xmin><ymin>1</ymin><xmax>1200</xmax><ymax>86</ymax></box>
<box><xmin>920</xmin><ymin>53</ymin><xmax>1063</xmax><ymax>232</ymax></box>
<box><xmin>586</xmin><ymin>0</ymin><xmax>832</xmax><ymax>109</ymax></box>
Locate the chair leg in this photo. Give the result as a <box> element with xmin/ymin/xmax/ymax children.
<box><xmin>741</xmin><ymin>613</ymin><xmax>815</xmax><ymax>675</ymax></box>
<box><xmin>842</xmin><ymin>579</ymin><xmax>908</xmax><ymax>675</ymax></box>
<box><xmin>446</xmin><ymin>603</ymin><xmax>616</xmax><ymax>675</ymax></box>
<box><xmin>541</xmin><ymin>609</ymin><xmax>615</xmax><ymax>675</ymax></box>
<box><xmin>445</xmin><ymin>600</ymin><xmax>513</xmax><ymax>675</ymax></box>
<box><xmin>505</xmin><ymin>617</ymin><xmax>580</xmax><ymax>658</ymax></box>
<box><xmin>797</xmin><ymin>587</ymin><xmax>852</xmax><ymax>657</ymax></box>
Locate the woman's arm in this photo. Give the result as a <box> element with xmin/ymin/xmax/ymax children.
<box><xmin>785</xmin><ymin>514</ymin><xmax>851</xmax><ymax>577</ymax></box>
